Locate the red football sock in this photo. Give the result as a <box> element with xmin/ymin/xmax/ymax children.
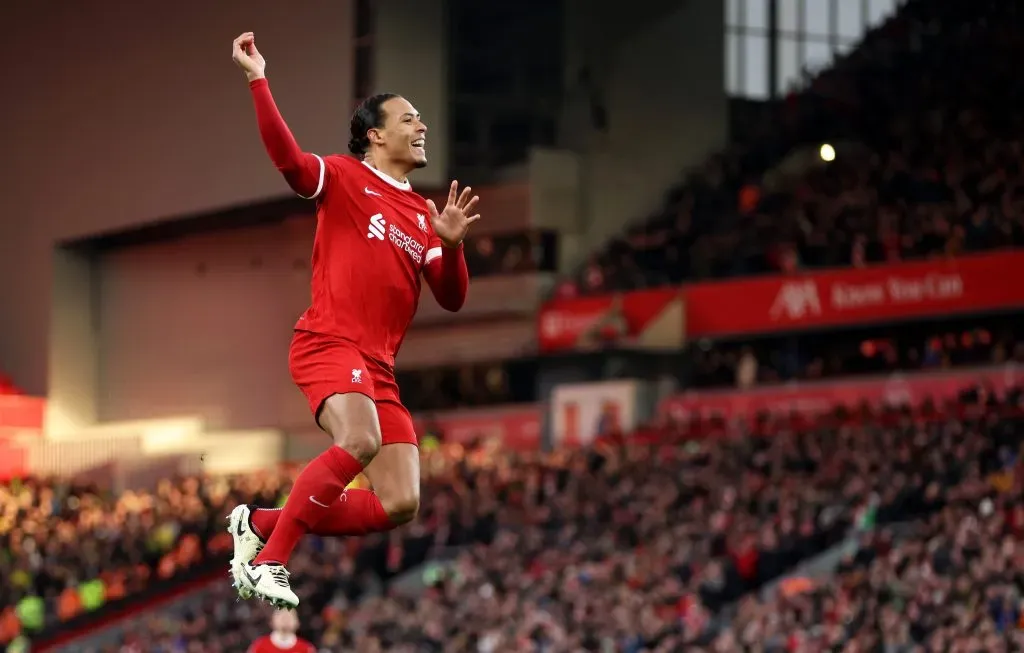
<box><xmin>253</xmin><ymin>446</ymin><xmax>364</xmax><ymax>565</ymax></box>
<box><xmin>250</xmin><ymin>507</ymin><xmax>281</xmax><ymax>539</ymax></box>
<box><xmin>252</xmin><ymin>489</ymin><xmax>393</xmax><ymax>539</ymax></box>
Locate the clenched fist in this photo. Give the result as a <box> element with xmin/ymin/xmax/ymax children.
<box><xmin>232</xmin><ymin>32</ymin><xmax>266</xmax><ymax>83</ymax></box>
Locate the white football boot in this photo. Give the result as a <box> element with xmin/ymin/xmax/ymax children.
<box><xmin>227</xmin><ymin>504</ymin><xmax>265</xmax><ymax>599</ymax></box>
<box><xmin>238</xmin><ymin>561</ymin><xmax>300</xmax><ymax>609</ymax></box>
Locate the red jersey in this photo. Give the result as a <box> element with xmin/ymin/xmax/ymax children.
<box><xmin>297</xmin><ymin>156</ymin><xmax>442</xmax><ymax>366</ymax></box>
<box><xmin>248</xmin><ymin>78</ymin><xmax>468</xmax><ymax>368</ymax></box>
<box><xmin>247</xmin><ymin>634</ymin><xmax>315</xmax><ymax>653</ymax></box>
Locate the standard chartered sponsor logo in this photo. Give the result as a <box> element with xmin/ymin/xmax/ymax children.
<box><xmin>367</xmin><ymin>213</ymin><xmax>386</xmax><ymax>240</ymax></box>
<box><xmin>365</xmin><ymin>213</ymin><xmax>425</xmax><ymax>263</ymax></box>
<box><xmin>388</xmin><ymin>223</ymin><xmax>424</xmax><ymax>263</ymax></box>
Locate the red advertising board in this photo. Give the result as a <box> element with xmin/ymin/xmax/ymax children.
<box><xmin>660</xmin><ymin>364</ymin><xmax>1023</xmax><ymax>421</ymax></box>
<box><xmin>538</xmin><ymin>251</ymin><xmax>1024</xmax><ymax>348</ymax></box>
<box><xmin>685</xmin><ymin>250</ymin><xmax>1024</xmax><ymax>338</ymax></box>
<box><xmin>538</xmin><ymin>287</ymin><xmax>679</xmax><ymax>352</ymax></box>
<box><xmin>0</xmin><ymin>395</ymin><xmax>45</xmax><ymax>430</ymax></box>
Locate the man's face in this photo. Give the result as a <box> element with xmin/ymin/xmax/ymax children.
<box><xmin>372</xmin><ymin>96</ymin><xmax>428</xmax><ymax>170</ymax></box>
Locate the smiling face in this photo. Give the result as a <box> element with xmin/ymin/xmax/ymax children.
<box><xmin>369</xmin><ymin>96</ymin><xmax>428</xmax><ymax>172</ymax></box>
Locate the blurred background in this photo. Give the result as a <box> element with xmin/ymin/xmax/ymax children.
<box><xmin>3</xmin><ymin>0</ymin><xmax>1024</xmax><ymax>650</ymax></box>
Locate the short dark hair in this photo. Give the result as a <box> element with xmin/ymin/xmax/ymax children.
<box><xmin>348</xmin><ymin>93</ymin><xmax>400</xmax><ymax>157</ymax></box>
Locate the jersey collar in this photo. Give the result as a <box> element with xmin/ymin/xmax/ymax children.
<box><xmin>362</xmin><ymin>161</ymin><xmax>412</xmax><ymax>192</ymax></box>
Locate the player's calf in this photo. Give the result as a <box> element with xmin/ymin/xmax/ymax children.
<box><xmin>251</xmin><ymin>393</ymin><xmax>381</xmax><ymax>571</ymax></box>
<box><xmin>364</xmin><ymin>441</ymin><xmax>421</xmax><ymax>525</ymax></box>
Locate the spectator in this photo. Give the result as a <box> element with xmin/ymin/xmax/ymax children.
<box><xmin>562</xmin><ymin>0</ymin><xmax>1024</xmax><ymax>296</ymax></box>
<box><xmin>39</xmin><ymin>389</ymin><xmax>1024</xmax><ymax>651</ymax></box>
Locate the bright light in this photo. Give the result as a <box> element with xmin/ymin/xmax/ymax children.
<box><xmin>819</xmin><ymin>143</ymin><xmax>836</xmax><ymax>162</ymax></box>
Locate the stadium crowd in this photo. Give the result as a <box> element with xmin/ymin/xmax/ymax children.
<box><xmin>691</xmin><ymin>317</ymin><xmax>1024</xmax><ymax>390</ymax></box>
<box><xmin>6</xmin><ymin>1</ymin><xmax>1024</xmax><ymax>651</ymax></box>
<box><xmin>391</xmin><ymin>315</ymin><xmax>1024</xmax><ymax>413</ymax></box>
<box><xmin>561</xmin><ymin>0</ymin><xmax>1024</xmax><ymax>296</ymax></box>
<box><xmin>2</xmin><ymin>388</ymin><xmax>1011</xmax><ymax>651</ymax></box>
<box><xmin>464</xmin><ymin>230</ymin><xmax>558</xmax><ymax>277</ymax></box>
<box><xmin>0</xmin><ymin>472</ymin><xmax>294</xmax><ymax>640</ymax></box>
<box><xmin>721</xmin><ymin>454</ymin><xmax>1024</xmax><ymax>651</ymax></box>
<box><xmin>396</xmin><ymin>359</ymin><xmax>538</xmax><ymax>413</ymax></box>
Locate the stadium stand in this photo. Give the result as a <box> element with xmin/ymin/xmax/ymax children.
<box><xmin>558</xmin><ymin>0</ymin><xmax>1024</xmax><ymax>297</ymax></box>
<box><xmin>37</xmin><ymin>390</ymin><xmax>1023</xmax><ymax>651</ymax></box>
<box><xmin>9</xmin><ymin>0</ymin><xmax>1024</xmax><ymax>651</ymax></box>
<box><xmin>396</xmin><ymin>359</ymin><xmax>538</xmax><ymax>412</ymax></box>
<box><xmin>690</xmin><ymin>315</ymin><xmax>1024</xmax><ymax>390</ymax></box>
<box><xmin>395</xmin><ymin>314</ymin><xmax>1024</xmax><ymax>409</ymax></box>
<box><xmin>463</xmin><ymin>229</ymin><xmax>559</xmax><ymax>277</ymax></box>
<box><xmin>0</xmin><ymin>473</ymin><xmax>288</xmax><ymax>639</ymax></box>
<box><xmin>721</xmin><ymin>491</ymin><xmax>1024</xmax><ymax>651</ymax></box>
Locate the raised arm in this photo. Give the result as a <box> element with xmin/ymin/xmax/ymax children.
<box><xmin>423</xmin><ymin>181</ymin><xmax>481</xmax><ymax>312</ymax></box>
<box><xmin>232</xmin><ymin>32</ymin><xmax>327</xmax><ymax>199</ymax></box>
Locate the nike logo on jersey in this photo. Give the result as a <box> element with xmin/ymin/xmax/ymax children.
<box><xmin>308</xmin><ymin>495</ymin><xmax>330</xmax><ymax>508</ymax></box>
<box><xmin>367</xmin><ymin>213</ymin><xmax>386</xmax><ymax>240</ymax></box>
<box><xmin>364</xmin><ymin>186</ymin><xmax>382</xmax><ymax>197</ymax></box>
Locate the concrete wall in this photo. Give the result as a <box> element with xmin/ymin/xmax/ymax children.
<box><xmin>48</xmin><ymin>216</ymin><xmax>545</xmax><ymax>432</ymax></box>
<box><xmin>372</xmin><ymin>0</ymin><xmax>450</xmax><ymax>186</ymax></box>
<box><xmin>0</xmin><ymin>0</ymin><xmax>355</xmax><ymax>394</ymax></box>
<box><xmin>558</xmin><ymin>0</ymin><xmax>728</xmax><ymax>261</ymax></box>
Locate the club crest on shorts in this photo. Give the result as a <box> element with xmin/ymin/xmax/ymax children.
<box><xmin>351</xmin><ymin>368</ymin><xmax>363</xmax><ymax>383</ymax></box>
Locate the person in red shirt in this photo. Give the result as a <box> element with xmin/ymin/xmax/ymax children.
<box><xmin>226</xmin><ymin>32</ymin><xmax>481</xmax><ymax>608</ymax></box>
<box><xmin>248</xmin><ymin>609</ymin><xmax>316</xmax><ymax>653</ymax></box>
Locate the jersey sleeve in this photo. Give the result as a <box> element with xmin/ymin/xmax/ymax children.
<box><xmin>296</xmin><ymin>154</ymin><xmax>329</xmax><ymax>201</ymax></box>
<box><xmin>422</xmin><ymin>225</ymin><xmax>469</xmax><ymax>312</ymax></box>
<box><xmin>249</xmin><ymin>79</ymin><xmax>334</xmax><ymax>200</ymax></box>
<box><xmin>425</xmin><ymin>231</ymin><xmax>444</xmax><ymax>265</ymax></box>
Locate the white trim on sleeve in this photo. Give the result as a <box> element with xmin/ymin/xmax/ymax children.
<box><xmin>425</xmin><ymin>247</ymin><xmax>443</xmax><ymax>264</ymax></box>
<box><xmin>297</xmin><ymin>154</ymin><xmax>326</xmax><ymax>199</ymax></box>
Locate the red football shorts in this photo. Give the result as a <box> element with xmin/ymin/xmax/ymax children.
<box><xmin>289</xmin><ymin>330</ymin><xmax>417</xmax><ymax>446</ymax></box>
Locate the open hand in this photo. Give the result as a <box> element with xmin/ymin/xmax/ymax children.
<box><xmin>425</xmin><ymin>181</ymin><xmax>481</xmax><ymax>248</ymax></box>
<box><xmin>232</xmin><ymin>32</ymin><xmax>266</xmax><ymax>82</ymax></box>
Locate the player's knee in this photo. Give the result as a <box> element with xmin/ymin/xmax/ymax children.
<box><xmin>331</xmin><ymin>428</ymin><xmax>381</xmax><ymax>464</ymax></box>
<box><xmin>320</xmin><ymin>394</ymin><xmax>382</xmax><ymax>464</ymax></box>
<box><xmin>381</xmin><ymin>486</ymin><xmax>420</xmax><ymax>525</ymax></box>
<box><xmin>324</xmin><ymin>418</ymin><xmax>381</xmax><ymax>463</ymax></box>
